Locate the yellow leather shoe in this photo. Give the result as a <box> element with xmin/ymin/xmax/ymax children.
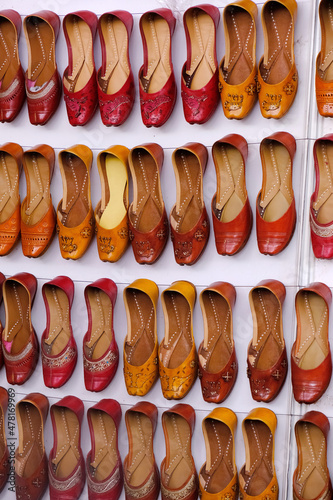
<box><xmin>199</xmin><ymin>408</ymin><xmax>238</xmax><ymax>499</ymax></box>
<box><xmin>239</xmin><ymin>408</ymin><xmax>278</xmax><ymax>499</ymax></box>
<box><xmin>219</xmin><ymin>0</ymin><xmax>258</xmax><ymax>120</ymax></box>
<box><xmin>57</xmin><ymin>144</ymin><xmax>94</xmax><ymax>260</ymax></box>
<box><xmin>159</xmin><ymin>280</ymin><xmax>197</xmax><ymax>400</ymax></box>
<box><xmin>123</xmin><ymin>279</ymin><xmax>159</xmax><ymax>396</ymax></box>
<box><xmin>258</xmin><ymin>0</ymin><xmax>298</xmax><ymax>119</ymax></box>
<box><xmin>95</xmin><ymin>145</ymin><xmax>130</xmax><ymax>262</ymax></box>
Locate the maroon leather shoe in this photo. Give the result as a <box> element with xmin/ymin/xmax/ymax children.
<box><xmin>0</xmin><ymin>10</ymin><xmax>25</xmax><ymax>123</ymax></box>
<box><xmin>49</xmin><ymin>396</ymin><xmax>85</xmax><ymax>500</ymax></box>
<box><xmin>0</xmin><ymin>388</ymin><xmax>9</xmax><ymax>493</ymax></box>
<box><xmin>41</xmin><ymin>276</ymin><xmax>77</xmax><ymax>388</ymax></box>
<box><xmin>87</xmin><ymin>399</ymin><xmax>123</xmax><ymax>500</ymax></box>
<box><xmin>83</xmin><ymin>278</ymin><xmax>119</xmax><ymax>392</ymax></box>
<box><xmin>0</xmin><ymin>273</ymin><xmax>6</xmax><ymax>369</ymax></box>
<box><xmin>23</xmin><ymin>11</ymin><xmax>61</xmax><ymax>125</ymax></box>
<box><xmin>2</xmin><ymin>272</ymin><xmax>39</xmax><ymax>385</ymax></box>
<box><xmin>97</xmin><ymin>11</ymin><xmax>134</xmax><ymax>126</ymax></box>
<box><xmin>63</xmin><ymin>11</ymin><xmax>98</xmax><ymax>126</ymax></box>
<box><xmin>139</xmin><ymin>9</ymin><xmax>176</xmax><ymax>127</ymax></box>
<box><xmin>15</xmin><ymin>393</ymin><xmax>49</xmax><ymax>500</ymax></box>
<box><xmin>181</xmin><ymin>4</ymin><xmax>220</xmax><ymax>124</ymax></box>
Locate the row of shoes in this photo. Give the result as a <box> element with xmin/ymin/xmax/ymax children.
<box><xmin>0</xmin><ymin>1</ymin><xmax>298</xmax><ymax>128</ymax></box>
<box><xmin>0</xmin><ymin>389</ymin><xmax>330</xmax><ymax>500</ymax></box>
<box><xmin>0</xmin><ymin>134</ymin><xmax>297</xmax><ymax>264</ymax></box>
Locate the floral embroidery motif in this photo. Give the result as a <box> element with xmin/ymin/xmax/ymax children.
<box><xmin>174</xmin><ymin>241</ymin><xmax>193</xmax><ymax>259</ymax></box>
<box><xmin>141</xmin><ymin>95</ymin><xmax>171</xmax><ymax>119</ymax></box>
<box><xmin>64</xmin><ymin>94</ymin><xmax>87</xmax><ymax>118</ymax></box>
<box><xmin>181</xmin><ymin>91</ymin><xmax>208</xmax><ymax>116</ymax></box>
<box><xmin>100</xmin><ymin>95</ymin><xmax>131</xmax><ymax>118</ymax></box>
<box><xmin>84</xmin><ymin>350</ymin><xmax>117</xmax><ymax>372</ymax></box>
<box><xmin>283</xmin><ymin>82</ymin><xmax>295</xmax><ymax>95</ymax></box>
<box><xmin>194</xmin><ymin>229</ymin><xmax>205</xmax><ymax>241</ymax></box>
<box><xmin>262</xmin><ymin>94</ymin><xmax>282</xmax><ymax>111</ymax></box>
<box><xmin>218</xmin><ymin>81</ymin><xmax>223</xmax><ymax>93</ymax></box>
<box><xmin>245</xmin><ymin>83</ymin><xmax>257</xmax><ymax>96</ymax></box>
<box><xmin>80</xmin><ymin>226</ymin><xmax>92</xmax><ymax>238</ymax></box>
<box><xmin>42</xmin><ymin>346</ymin><xmax>76</xmax><ymax>368</ymax></box>
<box><xmin>224</xmin><ymin>94</ymin><xmax>244</xmax><ymax>111</ymax></box>
<box><xmin>98</xmin><ymin>236</ymin><xmax>114</xmax><ymax>254</ymax></box>
<box><xmin>271</xmin><ymin>485</ymin><xmax>277</xmax><ymax>493</ymax></box>
<box><xmin>135</xmin><ymin>240</ymin><xmax>154</xmax><ymax>257</ymax></box>
<box><xmin>118</xmin><ymin>226</ymin><xmax>128</xmax><ymax>239</ymax></box>
<box><xmin>157</xmin><ymin>228</ymin><xmax>166</xmax><ymax>240</ymax></box>
<box><xmin>60</xmin><ymin>236</ymin><xmax>77</xmax><ymax>253</ymax></box>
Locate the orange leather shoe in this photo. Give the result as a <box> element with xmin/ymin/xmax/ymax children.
<box><xmin>292</xmin><ymin>282</ymin><xmax>332</xmax><ymax>404</ymax></box>
<box><xmin>0</xmin><ymin>142</ymin><xmax>23</xmax><ymax>255</ymax></box>
<box><xmin>239</xmin><ymin>408</ymin><xmax>278</xmax><ymax>499</ymax></box>
<box><xmin>123</xmin><ymin>279</ymin><xmax>159</xmax><ymax>396</ymax></box>
<box><xmin>21</xmin><ymin>144</ymin><xmax>56</xmax><ymax>257</ymax></box>
<box><xmin>95</xmin><ymin>145</ymin><xmax>130</xmax><ymax>262</ymax></box>
<box><xmin>0</xmin><ymin>387</ymin><xmax>9</xmax><ymax>493</ymax></box>
<box><xmin>258</xmin><ymin>0</ymin><xmax>298</xmax><ymax>119</ymax></box>
<box><xmin>198</xmin><ymin>282</ymin><xmax>237</xmax><ymax>404</ymax></box>
<box><xmin>247</xmin><ymin>279</ymin><xmax>288</xmax><ymax>402</ymax></box>
<box><xmin>257</xmin><ymin>132</ymin><xmax>297</xmax><ymax>255</ymax></box>
<box><xmin>199</xmin><ymin>408</ymin><xmax>238</xmax><ymax>499</ymax></box>
<box><xmin>128</xmin><ymin>143</ymin><xmax>168</xmax><ymax>264</ymax></box>
<box><xmin>159</xmin><ymin>281</ymin><xmax>197</xmax><ymax>400</ymax></box>
<box><xmin>57</xmin><ymin>144</ymin><xmax>94</xmax><ymax>260</ymax></box>
<box><xmin>293</xmin><ymin>411</ymin><xmax>333</xmax><ymax>499</ymax></box>
<box><xmin>316</xmin><ymin>0</ymin><xmax>333</xmax><ymax>116</ymax></box>
<box><xmin>212</xmin><ymin>134</ymin><xmax>252</xmax><ymax>255</ymax></box>
<box><xmin>219</xmin><ymin>0</ymin><xmax>258</xmax><ymax>120</ymax></box>
<box><xmin>170</xmin><ymin>142</ymin><xmax>210</xmax><ymax>265</ymax></box>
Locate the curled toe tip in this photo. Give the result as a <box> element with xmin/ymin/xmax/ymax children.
<box><xmin>216</xmin><ymin>239</ymin><xmax>243</xmax><ymax>256</ymax></box>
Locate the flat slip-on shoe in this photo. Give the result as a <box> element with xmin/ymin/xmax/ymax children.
<box><xmin>97</xmin><ymin>11</ymin><xmax>134</xmax><ymax>126</ymax></box>
<box><xmin>0</xmin><ymin>142</ymin><xmax>23</xmax><ymax>256</ymax></box>
<box><xmin>15</xmin><ymin>393</ymin><xmax>49</xmax><ymax>500</ymax></box>
<box><xmin>170</xmin><ymin>142</ymin><xmax>209</xmax><ymax>265</ymax></box>
<box><xmin>83</xmin><ymin>278</ymin><xmax>119</xmax><ymax>392</ymax></box>
<box><xmin>0</xmin><ymin>387</ymin><xmax>9</xmax><ymax>493</ymax></box>
<box><xmin>292</xmin><ymin>282</ymin><xmax>332</xmax><ymax>404</ymax></box>
<box><xmin>2</xmin><ymin>272</ymin><xmax>39</xmax><ymax>385</ymax></box>
<box><xmin>159</xmin><ymin>281</ymin><xmax>197</xmax><ymax>400</ymax></box>
<box><xmin>21</xmin><ymin>144</ymin><xmax>56</xmax><ymax>258</ymax></box>
<box><xmin>87</xmin><ymin>399</ymin><xmax>123</xmax><ymax>500</ymax></box>
<box><xmin>49</xmin><ymin>395</ymin><xmax>85</xmax><ymax>500</ymax></box>
<box><xmin>63</xmin><ymin>11</ymin><xmax>98</xmax><ymax>126</ymax></box>
<box><xmin>41</xmin><ymin>275</ymin><xmax>77</xmax><ymax>388</ymax></box>
<box><xmin>310</xmin><ymin>134</ymin><xmax>333</xmax><ymax>259</ymax></box>
<box><xmin>316</xmin><ymin>0</ymin><xmax>333</xmax><ymax>117</ymax></box>
<box><xmin>23</xmin><ymin>11</ymin><xmax>61</xmax><ymax>125</ymax></box>
<box><xmin>239</xmin><ymin>408</ymin><xmax>278</xmax><ymax>499</ymax></box>
<box><xmin>0</xmin><ymin>10</ymin><xmax>25</xmax><ymax>122</ymax></box>
<box><xmin>198</xmin><ymin>282</ymin><xmax>237</xmax><ymax>404</ymax></box>
<box><xmin>219</xmin><ymin>0</ymin><xmax>258</xmax><ymax>120</ymax></box>
<box><xmin>128</xmin><ymin>143</ymin><xmax>168</xmax><ymax>264</ymax></box>
<box><xmin>0</xmin><ymin>273</ymin><xmax>5</xmax><ymax>369</ymax></box>
<box><xmin>181</xmin><ymin>4</ymin><xmax>220</xmax><ymax>124</ymax></box>
<box><xmin>199</xmin><ymin>408</ymin><xmax>238</xmax><ymax>499</ymax></box>
<box><xmin>57</xmin><ymin>144</ymin><xmax>94</xmax><ymax>260</ymax></box>
<box><xmin>257</xmin><ymin>131</ymin><xmax>297</xmax><ymax>255</ymax></box>
<box><xmin>95</xmin><ymin>145</ymin><xmax>130</xmax><ymax>262</ymax></box>
<box><xmin>161</xmin><ymin>403</ymin><xmax>198</xmax><ymax>500</ymax></box>
<box><xmin>247</xmin><ymin>279</ymin><xmax>288</xmax><ymax>402</ymax></box>
<box><xmin>139</xmin><ymin>9</ymin><xmax>176</xmax><ymax>128</ymax></box>
<box><xmin>293</xmin><ymin>411</ymin><xmax>333</xmax><ymax>500</ymax></box>
<box><xmin>212</xmin><ymin>134</ymin><xmax>252</xmax><ymax>255</ymax></box>
<box><xmin>123</xmin><ymin>279</ymin><xmax>159</xmax><ymax>396</ymax></box>
<box><xmin>258</xmin><ymin>0</ymin><xmax>298</xmax><ymax>119</ymax></box>
<box><xmin>124</xmin><ymin>401</ymin><xmax>159</xmax><ymax>500</ymax></box>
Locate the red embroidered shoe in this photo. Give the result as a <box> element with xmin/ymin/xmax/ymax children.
<box><xmin>97</xmin><ymin>11</ymin><xmax>134</xmax><ymax>126</ymax></box>
<box><xmin>139</xmin><ymin>9</ymin><xmax>177</xmax><ymax>127</ymax></box>
<box><xmin>63</xmin><ymin>11</ymin><xmax>98</xmax><ymax>126</ymax></box>
<box><xmin>83</xmin><ymin>278</ymin><xmax>119</xmax><ymax>392</ymax></box>
<box><xmin>41</xmin><ymin>276</ymin><xmax>77</xmax><ymax>388</ymax></box>
<box><xmin>181</xmin><ymin>4</ymin><xmax>220</xmax><ymax>124</ymax></box>
<box><xmin>0</xmin><ymin>387</ymin><xmax>9</xmax><ymax>493</ymax></box>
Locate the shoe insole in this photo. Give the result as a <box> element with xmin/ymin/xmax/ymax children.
<box><xmin>23</xmin><ymin>153</ymin><xmax>51</xmax><ymax>225</ymax></box>
<box><xmin>224</xmin><ymin>7</ymin><xmax>255</xmax><ymax>85</ymax></box>
<box><xmin>0</xmin><ymin>18</ymin><xmax>18</xmax><ymax>89</ymax></box>
<box><xmin>99</xmin><ymin>156</ymin><xmax>127</xmax><ymax>230</ymax></box>
<box><xmin>141</xmin><ymin>14</ymin><xmax>170</xmax><ymax>93</ymax></box>
<box><xmin>244</xmin><ymin>420</ymin><xmax>273</xmax><ymax>495</ymax></box>
<box><xmin>26</xmin><ymin>17</ymin><xmax>55</xmax><ymax>85</ymax></box>
<box><xmin>52</xmin><ymin>407</ymin><xmax>80</xmax><ymax>479</ymax></box>
<box><xmin>90</xmin><ymin>410</ymin><xmax>117</xmax><ymax>482</ymax></box>
<box><xmin>125</xmin><ymin>289</ymin><xmax>155</xmax><ymax>366</ymax></box>
<box><xmin>164</xmin><ymin>414</ymin><xmax>192</xmax><ymax>489</ymax></box>
<box><xmin>185</xmin><ymin>9</ymin><xmax>216</xmax><ymax>89</ymax></box>
<box><xmin>85</xmin><ymin>289</ymin><xmax>113</xmax><ymax>360</ymax></box>
<box><xmin>61</xmin><ymin>152</ymin><xmax>89</xmax><ymax>228</ymax></box>
<box><xmin>162</xmin><ymin>292</ymin><xmax>191</xmax><ymax>369</ymax></box>
<box><xmin>100</xmin><ymin>15</ymin><xmax>129</xmax><ymax>94</ymax></box>
<box><xmin>202</xmin><ymin>419</ymin><xmax>233</xmax><ymax>493</ymax></box>
<box><xmin>261</xmin><ymin>141</ymin><xmax>292</xmax><ymax>222</ymax></box>
<box><xmin>0</xmin><ymin>152</ymin><xmax>19</xmax><ymax>223</ymax></box>
<box><xmin>296</xmin><ymin>291</ymin><xmax>328</xmax><ymax>369</ymax></box>
<box><xmin>3</xmin><ymin>281</ymin><xmax>30</xmax><ymax>354</ymax></box>
<box><xmin>215</xmin><ymin>144</ymin><xmax>245</xmax><ymax>223</ymax></box>
<box><xmin>64</xmin><ymin>15</ymin><xmax>93</xmax><ymax>93</ymax></box>
<box><xmin>314</xmin><ymin>141</ymin><xmax>333</xmax><ymax>224</ymax></box>
<box><xmin>17</xmin><ymin>402</ymin><xmax>43</xmax><ymax>478</ymax></box>
<box><xmin>296</xmin><ymin>423</ymin><xmax>327</xmax><ymax>499</ymax></box>
<box><xmin>126</xmin><ymin>412</ymin><xmax>153</xmax><ymax>487</ymax></box>
<box><xmin>44</xmin><ymin>286</ymin><xmax>70</xmax><ymax>356</ymax></box>
<box><xmin>320</xmin><ymin>0</ymin><xmax>333</xmax><ymax>81</ymax></box>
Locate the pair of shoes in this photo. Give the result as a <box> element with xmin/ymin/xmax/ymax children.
<box><xmin>316</xmin><ymin>0</ymin><xmax>333</xmax><ymax>116</ymax></box>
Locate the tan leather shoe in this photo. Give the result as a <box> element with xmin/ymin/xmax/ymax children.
<box><xmin>316</xmin><ymin>0</ymin><xmax>333</xmax><ymax>116</ymax></box>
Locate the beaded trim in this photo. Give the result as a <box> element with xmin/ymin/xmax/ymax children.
<box><xmin>42</xmin><ymin>346</ymin><xmax>76</xmax><ymax>368</ymax></box>
<box><xmin>26</xmin><ymin>79</ymin><xmax>55</xmax><ymax>100</ymax></box>
<box><xmin>124</xmin><ymin>469</ymin><xmax>155</xmax><ymax>499</ymax></box>
<box><xmin>84</xmin><ymin>349</ymin><xmax>117</xmax><ymax>372</ymax></box>
<box><xmin>161</xmin><ymin>474</ymin><xmax>196</xmax><ymax>500</ymax></box>
<box><xmin>87</xmin><ymin>466</ymin><xmax>120</xmax><ymax>493</ymax></box>
<box><xmin>3</xmin><ymin>340</ymin><xmax>33</xmax><ymax>362</ymax></box>
<box><xmin>0</xmin><ymin>77</ymin><xmax>20</xmax><ymax>98</ymax></box>
<box><xmin>49</xmin><ymin>463</ymin><xmax>83</xmax><ymax>491</ymax></box>
<box><xmin>310</xmin><ymin>210</ymin><xmax>333</xmax><ymax>237</ymax></box>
